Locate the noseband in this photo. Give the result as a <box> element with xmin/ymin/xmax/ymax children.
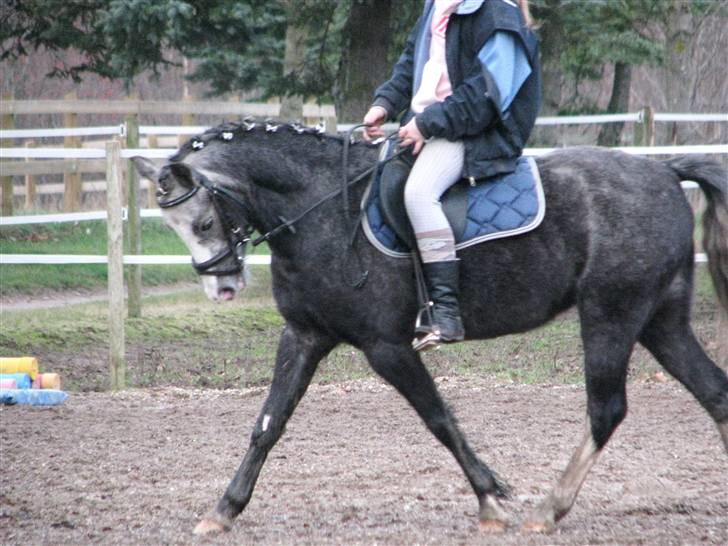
<box><xmin>158</xmin><ymin>172</ymin><xmax>254</xmax><ymax>277</ymax></box>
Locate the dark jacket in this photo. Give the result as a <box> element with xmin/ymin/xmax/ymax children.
<box><xmin>373</xmin><ymin>0</ymin><xmax>541</xmax><ymax>181</ymax></box>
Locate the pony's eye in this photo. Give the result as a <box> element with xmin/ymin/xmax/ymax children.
<box><xmin>200</xmin><ymin>218</ymin><xmax>214</xmax><ymax>232</ymax></box>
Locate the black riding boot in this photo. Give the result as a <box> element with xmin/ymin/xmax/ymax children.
<box><xmin>413</xmin><ymin>260</ymin><xmax>465</xmax><ymax>351</ymax></box>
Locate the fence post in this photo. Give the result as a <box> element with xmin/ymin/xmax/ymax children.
<box><xmin>634</xmin><ymin>106</ymin><xmax>655</xmax><ymax>146</ymax></box>
<box><xmin>180</xmin><ymin>108</ymin><xmax>196</xmax><ymax>146</ymax></box>
<box><xmin>146</xmin><ymin>134</ymin><xmax>158</xmax><ymax>208</ymax></box>
<box><xmin>324</xmin><ymin>114</ymin><xmax>338</xmax><ymax>134</ymax></box>
<box><xmin>125</xmin><ymin>113</ymin><xmax>142</xmax><ymax>318</ymax></box>
<box><xmin>1</xmin><ymin>93</ymin><xmax>14</xmax><ymax>216</ymax></box>
<box><xmin>63</xmin><ymin>91</ymin><xmax>82</xmax><ymax>211</ymax></box>
<box><xmin>24</xmin><ymin>140</ymin><xmax>37</xmax><ymax>209</ymax></box>
<box><xmin>179</xmin><ymin>95</ymin><xmax>196</xmax><ymax>147</ymax></box>
<box><xmin>106</xmin><ymin>140</ymin><xmax>126</xmax><ymax>390</ymax></box>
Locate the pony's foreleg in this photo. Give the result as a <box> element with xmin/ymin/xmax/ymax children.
<box><xmin>194</xmin><ymin>323</ymin><xmax>335</xmax><ymax>535</ymax></box>
<box><xmin>364</xmin><ymin>341</ymin><xmax>510</xmax><ymax>531</ymax></box>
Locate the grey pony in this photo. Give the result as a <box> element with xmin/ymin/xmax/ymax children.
<box><xmin>133</xmin><ymin>123</ymin><xmax>728</xmax><ymax>534</ymax></box>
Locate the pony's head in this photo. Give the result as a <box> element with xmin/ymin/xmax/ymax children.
<box><xmin>132</xmin><ymin>156</ymin><xmax>250</xmax><ymax>302</ymax></box>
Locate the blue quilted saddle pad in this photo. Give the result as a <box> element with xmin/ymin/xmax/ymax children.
<box><xmin>361</xmin><ymin>154</ymin><xmax>545</xmax><ymax>258</ymax></box>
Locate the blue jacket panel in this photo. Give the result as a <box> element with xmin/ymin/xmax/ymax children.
<box><xmin>479</xmin><ymin>31</ymin><xmax>532</xmax><ymax>112</ymax></box>
<box><xmin>373</xmin><ymin>0</ymin><xmax>541</xmax><ymax>180</ymax></box>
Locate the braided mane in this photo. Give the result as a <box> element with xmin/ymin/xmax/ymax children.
<box><xmin>171</xmin><ymin>119</ymin><xmax>374</xmax><ymax>163</ymax></box>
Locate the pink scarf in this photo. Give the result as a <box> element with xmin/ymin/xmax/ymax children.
<box><xmin>411</xmin><ymin>0</ymin><xmax>463</xmax><ymax>114</ymax></box>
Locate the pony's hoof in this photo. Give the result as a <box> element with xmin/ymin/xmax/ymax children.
<box><xmin>193</xmin><ymin>514</ymin><xmax>231</xmax><ymax>535</ymax></box>
<box><xmin>522</xmin><ymin>518</ymin><xmax>555</xmax><ymax>534</ymax></box>
<box><xmin>478</xmin><ymin>494</ymin><xmax>509</xmax><ymax>532</ymax></box>
<box><xmin>479</xmin><ymin>519</ymin><xmax>507</xmax><ymax>533</ymax></box>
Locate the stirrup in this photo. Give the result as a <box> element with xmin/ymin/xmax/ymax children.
<box><xmin>414</xmin><ymin>301</ymin><xmax>434</xmax><ymax>334</ymax></box>
<box><xmin>412</xmin><ymin>331</ymin><xmax>441</xmax><ymax>352</ymax></box>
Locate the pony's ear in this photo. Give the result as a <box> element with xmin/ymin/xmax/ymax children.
<box><xmin>131</xmin><ymin>156</ymin><xmax>159</xmax><ymax>182</ymax></box>
<box><xmin>168</xmin><ymin>162</ymin><xmax>196</xmax><ymax>189</ymax></box>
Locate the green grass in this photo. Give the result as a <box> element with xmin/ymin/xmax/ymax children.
<box><xmin>0</xmin><ymin>266</ymin><xmax>721</xmax><ymax>392</ymax></box>
<box><xmin>0</xmin><ymin>218</ymin><xmax>198</xmax><ymax>294</ymax></box>
<box><xmin>0</xmin><ymin>218</ymin><xmax>273</xmax><ymax>295</ymax></box>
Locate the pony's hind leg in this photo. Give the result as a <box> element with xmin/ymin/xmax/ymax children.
<box><xmin>638</xmin><ymin>295</ymin><xmax>728</xmax><ymax>453</ymax></box>
<box><xmin>363</xmin><ymin>341</ymin><xmax>510</xmax><ymax>531</ymax></box>
<box><xmin>524</xmin><ymin>312</ymin><xmax>636</xmax><ymax>532</ymax></box>
<box><xmin>194</xmin><ymin>323</ymin><xmax>336</xmax><ymax>535</ymax></box>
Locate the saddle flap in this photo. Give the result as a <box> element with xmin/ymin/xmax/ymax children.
<box><xmin>379</xmin><ymin>154</ymin><xmax>416</xmax><ymax>248</ymax></box>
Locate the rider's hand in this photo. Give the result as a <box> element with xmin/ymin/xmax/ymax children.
<box><xmin>398</xmin><ymin>117</ymin><xmax>425</xmax><ymax>155</ymax></box>
<box><xmin>363</xmin><ymin>106</ymin><xmax>387</xmax><ymax>141</ymax></box>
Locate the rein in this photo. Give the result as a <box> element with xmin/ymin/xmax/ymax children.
<box><xmin>251</xmin><ymin>128</ymin><xmax>403</xmax><ymax>247</ymax></box>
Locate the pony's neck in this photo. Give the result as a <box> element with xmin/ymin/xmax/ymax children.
<box><xmin>213</xmin><ymin>131</ymin><xmax>378</xmax><ymax>256</ymax></box>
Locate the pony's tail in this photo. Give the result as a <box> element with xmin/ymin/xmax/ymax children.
<box><xmin>518</xmin><ymin>0</ymin><xmax>533</xmax><ymax>27</ymax></box>
<box><xmin>665</xmin><ymin>155</ymin><xmax>728</xmax><ymax>313</ymax></box>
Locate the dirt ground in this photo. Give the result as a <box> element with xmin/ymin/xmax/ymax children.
<box><xmin>1</xmin><ymin>376</ymin><xmax>726</xmax><ymax>546</ymax></box>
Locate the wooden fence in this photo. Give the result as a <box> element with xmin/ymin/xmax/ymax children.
<box><xmin>2</xmin><ymin>99</ymin><xmax>727</xmax><ymax>213</ymax></box>
<box><xmin>0</xmin><ymin>97</ymin><xmax>337</xmax><ymax>215</ymax></box>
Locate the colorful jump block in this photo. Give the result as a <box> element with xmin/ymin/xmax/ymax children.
<box><xmin>0</xmin><ymin>389</ymin><xmax>68</xmax><ymax>406</ymax></box>
<box><xmin>0</xmin><ymin>357</ymin><xmax>39</xmax><ymax>380</ymax></box>
<box><xmin>32</xmin><ymin>373</ymin><xmax>61</xmax><ymax>390</ymax></box>
<box><xmin>0</xmin><ymin>358</ymin><xmax>68</xmax><ymax>405</ymax></box>
<box><xmin>0</xmin><ymin>373</ymin><xmax>32</xmax><ymax>390</ymax></box>
<box><xmin>0</xmin><ymin>378</ymin><xmax>18</xmax><ymax>390</ymax></box>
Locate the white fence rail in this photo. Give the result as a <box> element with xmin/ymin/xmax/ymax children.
<box><xmin>653</xmin><ymin>113</ymin><xmax>728</xmax><ymax>122</ymax></box>
<box><xmin>0</xmin><ymin>254</ymin><xmax>272</xmax><ymax>265</ymax></box>
<box><xmin>0</xmin><ymin>125</ymin><xmax>126</xmax><ymax>139</ymax></box>
<box><xmin>0</xmin><ymin>147</ymin><xmax>176</xmax><ymax>159</ymax></box>
<box><xmin>2</xmin><ymin>111</ymin><xmax>727</xmax><ymax>142</ymax></box>
<box><xmin>3</xmin><ymin>143</ymin><xmax>727</xmax><ymax>162</ymax></box>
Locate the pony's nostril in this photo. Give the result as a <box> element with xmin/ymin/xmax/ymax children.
<box><xmin>218</xmin><ymin>287</ymin><xmax>236</xmax><ymax>301</ymax></box>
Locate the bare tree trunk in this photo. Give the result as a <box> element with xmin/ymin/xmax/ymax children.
<box><xmin>537</xmin><ymin>2</ymin><xmax>565</xmax><ymax>117</ymax></box>
<box><xmin>280</xmin><ymin>2</ymin><xmax>307</xmax><ymax>121</ymax></box>
<box><xmin>532</xmin><ymin>0</ymin><xmax>566</xmax><ymax>146</ymax></box>
<box><xmin>597</xmin><ymin>62</ymin><xmax>632</xmax><ymax>147</ymax></box>
<box><xmin>335</xmin><ymin>0</ymin><xmax>392</xmax><ymax>123</ymax></box>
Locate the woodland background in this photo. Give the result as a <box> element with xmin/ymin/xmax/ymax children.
<box><xmin>1</xmin><ymin>0</ymin><xmax>727</xmax><ymax>147</ymax></box>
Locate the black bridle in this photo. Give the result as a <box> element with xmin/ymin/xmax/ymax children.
<box><xmin>157</xmin><ymin>126</ymin><xmax>404</xmax><ymax>279</ymax></box>
<box><xmin>158</xmin><ymin>173</ymin><xmax>254</xmax><ymax>277</ymax></box>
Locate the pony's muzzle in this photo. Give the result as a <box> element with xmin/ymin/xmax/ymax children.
<box><xmin>202</xmin><ymin>274</ymin><xmax>246</xmax><ymax>302</ymax></box>
<box><xmin>218</xmin><ymin>287</ymin><xmax>237</xmax><ymax>301</ymax></box>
